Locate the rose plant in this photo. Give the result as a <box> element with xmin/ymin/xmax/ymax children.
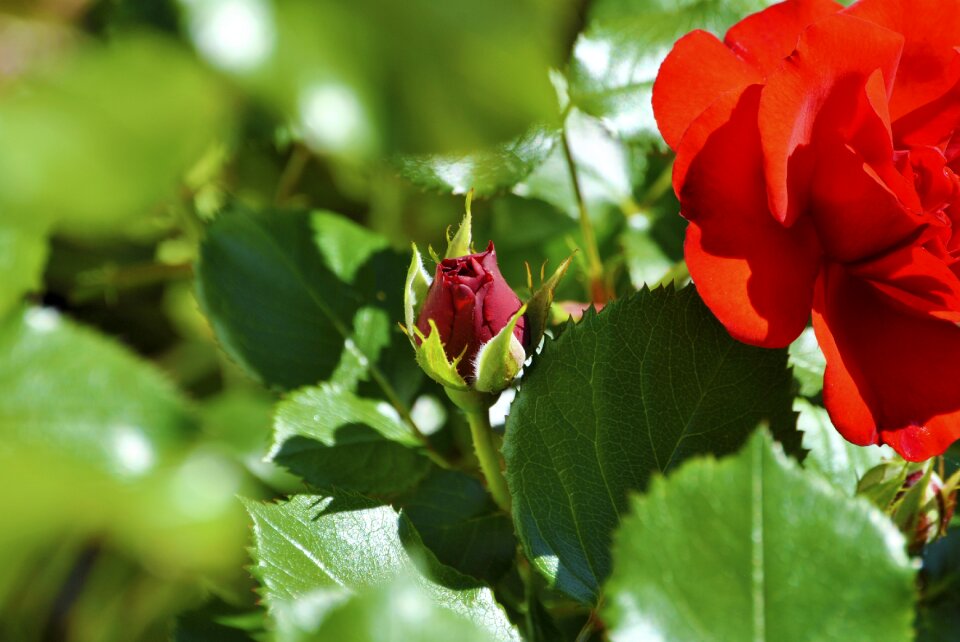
<box><xmin>5</xmin><ymin>0</ymin><xmax>960</xmax><ymax>640</ymax></box>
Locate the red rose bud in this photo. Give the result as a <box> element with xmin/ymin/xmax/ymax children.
<box><xmin>416</xmin><ymin>242</ymin><xmax>527</xmax><ymax>381</ymax></box>
<box><xmin>898</xmin><ymin>470</ymin><xmax>956</xmax><ymax>554</ymax></box>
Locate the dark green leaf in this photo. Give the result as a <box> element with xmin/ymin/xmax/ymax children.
<box><xmin>196</xmin><ymin>207</ymin><xmax>408</xmax><ymax>391</ymax></box>
<box><xmin>504</xmin><ymin>285</ymin><xmax>799</xmax><ymax>604</ymax></box>
<box><xmin>270</xmin><ymin>384</ymin><xmax>431</xmax><ymax>496</ymax></box>
<box><xmin>568</xmin><ymin>0</ymin><xmax>771</xmax><ymax>143</ymax></box>
<box><xmin>918</xmin><ymin>526</ymin><xmax>960</xmax><ymax>642</ymax></box>
<box><xmin>603</xmin><ymin>431</ymin><xmax>916</xmax><ymax>642</ymax></box>
<box><xmin>403</xmin><ymin>470</ymin><xmax>517</xmax><ymax>583</ymax></box>
<box><xmin>244</xmin><ymin>493</ymin><xmax>520</xmax><ymax>640</ymax></box>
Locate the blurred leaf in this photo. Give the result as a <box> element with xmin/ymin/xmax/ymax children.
<box><xmin>568</xmin><ymin>0</ymin><xmax>772</xmax><ymax>143</ymax></box>
<box><xmin>200</xmin><ymin>389</ymin><xmax>301</xmax><ymax>493</ymax></box>
<box><xmin>789</xmin><ymin>327</ymin><xmax>826</xmax><ymax>398</ymax></box>
<box><xmin>397</xmin><ymin>127</ymin><xmax>559</xmax><ymax>197</ymax></box>
<box><xmin>269</xmin><ymin>384</ymin><xmax>431</xmax><ymax>496</ymax></box>
<box><xmin>0</xmin><ymin>221</ymin><xmax>49</xmax><ymax>319</ymax></box>
<box><xmin>183</xmin><ymin>0</ymin><xmax>569</xmax><ymax>157</ymax></box>
<box><xmin>402</xmin><ymin>470</ymin><xmax>516</xmax><ymax>584</ymax></box>
<box><xmin>0</xmin><ymin>308</ymin><xmax>247</xmax><ymax>610</ymax></box>
<box><xmin>312</xmin><ymin>211</ymin><xmax>389</xmax><ymax>284</ymax></box>
<box><xmin>0</xmin><ymin>35</ymin><xmax>230</xmax><ymax>232</ymax></box>
<box><xmin>620</xmin><ymin>218</ymin><xmax>673</xmax><ymax>288</ymax></box>
<box><xmin>602</xmin><ymin>431</ymin><xmax>916</xmax><ymax>642</ymax></box>
<box><xmin>504</xmin><ymin>285</ymin><xmax>800</xmax><ymax>604</ymax></box>
<box><xmin>313</xmin><ymin>575</ymin><xmax>497</xmax><ymax>642</ymax></box>
<box><xmin>196</xmin><ymin>207</ymin><xmax>409</xmax><ymax>391</ymax></box>
<box><xmin>244</xmin><ymin>493</ymin><xmax>520</xmax><ymax>641</ymax></box>
<box><xmin>0</xmin><ymin>306</ymin><xmax>191</xmax><ymax>475</ymax></box>
<box><xmin>515</xmin><ymin>110</ymin><xmax>640</xmax><ymax>218</ymax></box>
<box><xmin>796</xmin><ymin>398</ymin><xmax>895</xmax><ymax>495</ymax></box>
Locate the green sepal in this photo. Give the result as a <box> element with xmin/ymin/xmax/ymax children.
<box><xmin>404</xmin><ymin>243</ymin><xmax>432</xmax><ymax>344</ymax></box>
<box><xmin>524</xmin><ymin>255</ymin><xmax>573</xmax><ymax>357</ymax></box>
<box><xmin>474</xmin><ymin>305</ymin><xmax>527</xmax><ymax>394</ymax></box>
<box><xmin>413</xmin><ymin>320</ymin><xmax>470</xmax><ymax>391</ymax></box>
<box><xmin>857</xmin><ymin>461</ymin><xmax>911</xmax><ymax>510</ymax></box>
<box><xmin>893</xmin><ymin>462</ymin><xmax>932</xmax><ymax>533</ymax></box>
<box><xmin>445</xmin><ymin>190</ymin><xmax>474</xmax><ymax>259</ymax></box>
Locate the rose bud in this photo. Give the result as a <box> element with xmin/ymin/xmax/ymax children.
<box><xmin>404</xmin><ymin>196</ymin><xmax>571</xmax><ymax>400</ymax></box>
<box><xmin>898</xmin><ymin>470</ymin><xmax>956</xmax><ymax>554</ymax></box>
<box><xmin>858</xmin><ymin>462</ymin><xmax>958</xmax><ymax>554</ymax></box>
<box><xmin>415</xmin><ymin>242</ymin><xmax>527</xmax><ymax>382</ymax></box>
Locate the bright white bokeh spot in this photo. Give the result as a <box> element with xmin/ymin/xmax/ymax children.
<box><xmin>488</xmin><ymin>387</ymin><xmax>516</xmax><ymax>427</ymax></box>
<box><xmin>183</xmin><ymin>0</ymin><xmax>274</xmax><ymax>72</ymax></box>
<box><xmin>375</xmin><ymin>401</ymin><xmax>402</xmax><ymax>424</ymax></box>
<box><xmin>299</xmin><ymin>82</ymin><xmax>372</xmax><ymax>155</ymax></box>
<box><xmin>112</xmin><ymin>425</ymin><xmax>155</xmax><ymax>476</ymax></box>
<box><xmin>628</xmin><ymin>212</ymin><xmax>652</xmax><ymax>232</ymax></box>
<box><xmin>410</xmin><ymin>395</ymin><xmax>447</xmax><ymax>436</ymax></box>
<box><xmin>24</xmin><ymin>307</ymin><xmax>60</xmax><ymax>334</ymax></box>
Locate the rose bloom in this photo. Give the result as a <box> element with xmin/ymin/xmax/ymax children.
<box><xmin>654</xmin><ymin>0</ymin><xmax>960</xmax><ymax>460</ymax></box>
<box><xmin>416</xmin><ymin>242</ymin><xmax>527</xmax><ymax>380</ymax></box>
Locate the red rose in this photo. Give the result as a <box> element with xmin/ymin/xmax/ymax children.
<box><xmin>654</xmin><ymin>0</ymin><xmax>960</xmax><ymax>460</ymax></box>
<box><xmin>416</xmin><ymin>242</ymin><xmax>528</xmax><ymax>381</ymax></box>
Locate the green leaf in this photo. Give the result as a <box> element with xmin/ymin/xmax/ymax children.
<box><xmin>312</xmin><ymin>211</ymin><xmax>390</xmax><ymax>284</ymax></box>
<box><xmin>796</xmin><ymin>398</ymin><xmax>894</xmax><ymax>495</ymax></box>
<box><xmin>196</xmin><ymin>207</ymin><xmax>407</xmax><ymax>391</ymax></box>
<box><xmin>567</xmin><ymin>0</ymin><xmax>772</xmax><ymax>143</ymax></box>
<box><xmin>244</xmin><ymin>493</ymin><xmax>520</xmax><ymax>641</ymax></box>
<box><xmin>397</xmin><ymin>127</ymin><xmax>559</xmax><ymax>197</ymax></box>
<box><xmin>603</xmin><ymin>431</ymin><xmax>916</xmax><ymax>642</ymax></box>
<box><xmin>789</xmin><ymin>327</ymin><xmax>826</xmax><ymax>397</ymax></box>
<box><xmin>402</xmin><ymin>470</ymin><xmax>517</xmax><ymax>584</ymax></box>
<box><xmin>504</xmin><ymin>285</ymin><xmax>800</xmax><ymax>604</ymax></box>
<box><xmin>0</xmin><ymin>35</ymin><xmax>229</xmax><ymax>231</ymax></box>
<box><xmin>0</xmin><ymin>308</ymin><xmax>247</xmax><ymax>583</ymax></box>
<box><xmin>0</xmin><ymin>221</ymin><xmax>49</xmax><ymax>319</ymax></box>
<box><xmin>313</xmin><ymin>575</ymin><xmax>497</xmax><ymax>642</ymax></box>
<box><xmin>269</xmin><ymin>384</ymin><xmax>431</xmax><ymax>496</ymax></box>
<box><xmin>0</xmin><ymin>307</ymin><xmax>192</xmax><ymax>475</ymax></box>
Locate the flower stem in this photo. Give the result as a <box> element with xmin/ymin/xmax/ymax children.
<box><xmin>465</xmin><ymin>408</ymin><xmax>512</xmax><ymax>513</ymax></box>
<box><xmin>560</xmin><ymin>128</ymin><xmax>607</xmax><ymax>305</ymax></box>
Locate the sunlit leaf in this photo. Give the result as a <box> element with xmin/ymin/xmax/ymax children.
<box><xmin>603</xmin><ymin>431</ymin><xmax>915</xmax><ymax>642</ymax></box>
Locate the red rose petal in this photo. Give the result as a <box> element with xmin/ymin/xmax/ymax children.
<box><xmin>814</xmin><ymin>262</ymin><xmax>960</xmax><ymax>460</ymax></box>
<box><xmin>758</xmin><ymin>13</ymin><xmax>904</xmax><ymax>226</ymax></box>
<box><xmin>679</xmin><ymin>85</ymin><xmax>821</xmax><ymax>348</ymax></box>
<box><xmin>849</xmin><ymin>243</ymin><xmax>960</xmax><ymax>323</ymax></box>
<box><xmin>652</xmin><ymin>30</ymin><xmax>761</xmax><ymax>151</ymax></box>
<box><xmin>724</xmin><ymin>0</ymin><xmax>842</xmax><ymax>75</ymax></box>
<box><xmin>845</xmin><ymin>0</ymin><xmax>960</xmax><ymax>122</ymax></box>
